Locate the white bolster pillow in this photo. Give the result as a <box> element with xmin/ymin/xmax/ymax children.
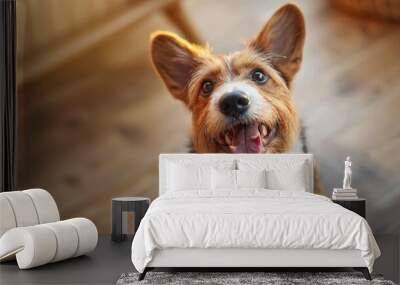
<box><xmin>0</xmin><ymin>218</ymin><xmax>98</xmax><ymax>269</ymax></box>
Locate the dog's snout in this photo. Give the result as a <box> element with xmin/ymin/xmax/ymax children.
<box><xmin>219</xmin><ymin>92</ymin><xmax>250</xmax><ymax>118</ymax></box>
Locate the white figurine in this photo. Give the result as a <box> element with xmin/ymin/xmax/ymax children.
<box><xmin>343</xmin><ymin>156</ymin><xmax>352</xmax><ymax>189</ymax></box>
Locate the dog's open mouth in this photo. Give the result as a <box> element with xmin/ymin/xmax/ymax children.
<box><xmin>216</xmin><ymin>122</ymin><xmax>277</xmax><ymax>153</ymax></box>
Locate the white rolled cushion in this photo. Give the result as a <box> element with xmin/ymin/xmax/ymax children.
<box><xmin>23</xmin><ymin>189</ymin><xmax>60</xmax><ymax>223</ymax></box>
<box><xmin>0</xmin><ymin>196</ymin><xmax>17</xmax><ymax>237</ymax></box>
<box><xmin>236</xmin><ymin>169</ymin><xmax>267</xmax><ymax>189</ymax></box>
<box><xmin>1</xmin><ymin>191</ymin><xmax>39</xmax><ymax>227</ymax></box>
<box><xmin>0</xmin><ymin>189</ymin><xmax>59</xmax><ymax>239</ymax></box>
<box><xmin>66</xmin><ymin>218</ymin><xmax>98</xmax><ymax>257</ymax></box>
<box><xmin>43</xmin><ymin>221</ymin><xmax>79</xmax><ymax>262</ymax></box>
<box><xmin>0</xmin><ymin>226</ymin><xmax>57</xmax><ymax>269</ymax></box>
<box><xmin>0</xmin><ymin>218</ymin><xmax>98</xmax><ymax>269</ymax></box>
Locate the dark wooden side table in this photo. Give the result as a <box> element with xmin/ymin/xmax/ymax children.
<box><xmin>332</xmin><ymin>198</ymin><xmax>366</xmax><ymax>218</ymax></box>
<box><xmin>112</xmin><ymin>197</ymin><xmax>150</xmax><ymax>242</ymax></box>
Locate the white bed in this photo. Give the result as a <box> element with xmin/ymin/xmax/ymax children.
<box><xmin>131</xmin><ymin>154</ymin><xmax>380</xmax><ymax>280</ymax></box>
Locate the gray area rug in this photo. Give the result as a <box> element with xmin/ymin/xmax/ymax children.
<box><xmin>116</xmin><ymin>272</ymin><xmax>396</xmax><ymax>285</ymax></box>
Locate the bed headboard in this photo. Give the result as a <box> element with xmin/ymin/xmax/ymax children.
<box><xmin>159</xmin><ymin>153</ymin><xmax>314</xmax><ymax>195</ymax></box>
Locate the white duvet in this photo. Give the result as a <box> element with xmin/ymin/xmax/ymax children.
<box><xmin>131</xmin><ymin>190</ymin><xmax>380</xmax><ymax>273</ymax></box>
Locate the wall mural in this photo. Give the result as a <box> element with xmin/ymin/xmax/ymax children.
<box><xmin>16</xmin><ymin>0</ymin><xmax>400</xmax><ymax>246</ymax></box>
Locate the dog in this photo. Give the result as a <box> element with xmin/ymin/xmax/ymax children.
<box><xmin>150</xmin><ymin>4</ymin><xmax>305</xmax><ymax>155</ymax></box>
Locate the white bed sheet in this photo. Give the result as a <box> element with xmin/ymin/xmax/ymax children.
<box><xmin>131</xmin><ymin>190</ymin><xmax>380</xmax><ymax>273</ymax></box>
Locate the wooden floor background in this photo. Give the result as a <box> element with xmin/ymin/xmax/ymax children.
<box><xmin>17</xmin><ymin>0</ymin><xmax>400</xmax><ymax>235</ymax></box>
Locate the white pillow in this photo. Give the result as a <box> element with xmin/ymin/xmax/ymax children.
<box><xmin>266</xmin><ymin>163</ymin><xmax>307</xmax><ymax>191</ymax></box>
<box><xmin>211</xmin><ymin>168</ymin><xmax>236</xmax><ymax>190</ymax></box>
<box><xmin>167</xmin><ymin>163</ymin><xmax>211</xmax><ymax>191</ymax></box>
<box><xmin>236</xmin><ymin>169</ymin><xmax>267</xmax><ymax>189</ymax></box>
<box><xmin>238</xmin><ymin>159</ymin><xmax>309</xmax><ymax>191</ymax></box>
<box><xmin>211</xmin><ymin>169</ymin><xmax>268</xmax><ymax>190</ymax></box>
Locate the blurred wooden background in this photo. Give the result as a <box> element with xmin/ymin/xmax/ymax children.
<box><xmin>16</xmin><ymin>0</ymin><xmax>200</xmax><ymax>83</ymax></box>
<box><xmin>16</xmin><ymin>0</ymin><xmax>400</xmax><ymax>241</ymax></box>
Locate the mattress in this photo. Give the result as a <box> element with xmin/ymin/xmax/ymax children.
<box><xmin>131</xmin><ymin>190</ymin><xmax>380</xmax><ymax>273</ymax></box>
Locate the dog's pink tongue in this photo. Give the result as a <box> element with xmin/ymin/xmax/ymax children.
<box><xmin>230</xmin><ymin>123</ymin><xmax>263</xmax><ymax>153</ymax></box>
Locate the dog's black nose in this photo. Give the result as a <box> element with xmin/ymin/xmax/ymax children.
<box><xmin>219</xmin><ymin>92</ymin><xmax>250</xmax><ymax>118</ymax></box>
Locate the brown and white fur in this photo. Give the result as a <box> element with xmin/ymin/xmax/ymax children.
<box><xmin>150</xmin><ymin>4</ymin><xmax>305</xmax><ymax>155</ymax></box>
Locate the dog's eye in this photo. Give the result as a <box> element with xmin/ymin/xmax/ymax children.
<box><xmin>201</xmin><ymin>80</ymin><xmax>213</xmax><ymax>96</ymax></box>
<box><xmin>251</xmin><ymin>69</ymin><xmax>268</xmax><ymax>84</ymax></box>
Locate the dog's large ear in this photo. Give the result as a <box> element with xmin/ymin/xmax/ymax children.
<box><xmin>150</xmin><ymin>31</ymin><xmax>201</xmax><ymax>104</ymax></box>
<box><xmin>249</xmin><ymin>4</ymin><xmax>305</xmax><ymax>85</ymax></box>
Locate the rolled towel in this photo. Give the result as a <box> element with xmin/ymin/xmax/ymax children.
<box><xmin>0</xmin><ymin>218</ymin><xmax>98</xmax><ymax>269</ymax></box>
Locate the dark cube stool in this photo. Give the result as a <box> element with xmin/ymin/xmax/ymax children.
<box><xmin>111</xmin><ymin>197</ymin><xmax>150</xmax><ymax>242</ymax></box>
